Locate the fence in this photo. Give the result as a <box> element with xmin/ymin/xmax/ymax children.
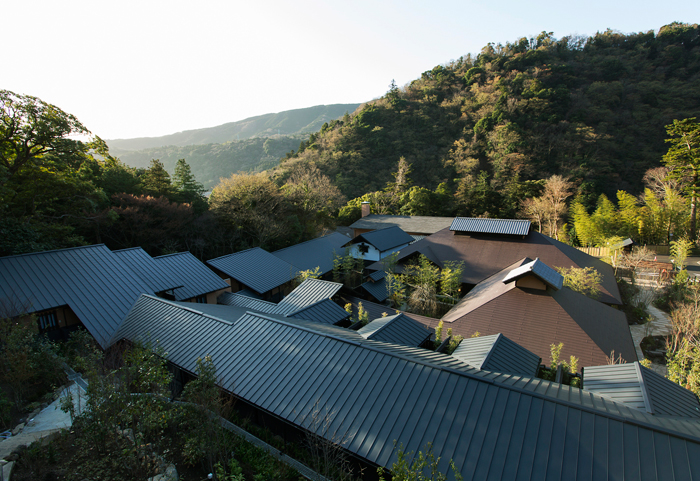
<box><xmin>575</xmin><ymin>245</ymin><xmax>671</xmax><ymax>257</ymax></box>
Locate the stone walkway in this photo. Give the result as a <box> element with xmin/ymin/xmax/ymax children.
<box><xmin>628</xmin><ymin>281</ymin><xmax>672</xmax><ymax>376</ymax></box>
<box><xmin>0</xmin><ymin>382</ymin><xmax>85</xmax><ymax>481</ymax></box>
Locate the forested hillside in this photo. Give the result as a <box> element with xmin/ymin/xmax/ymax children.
<box><xmin>277</xmin><ymin>23</ymin><xmax>700</xmax><ymax>216</ymax></box>
<box><xmin>106</xmin><ymin>104</ymin><xmax>360</xmax><ymax>151</ymax></box>
<box><xmin>112</xmin><ymin>136</ymin><xmax>301</xmax><ymax>189</ymax></box>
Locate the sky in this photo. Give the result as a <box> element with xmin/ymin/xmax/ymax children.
<box><xmin>4</xmin><ymin>0</ymin><xmax>699</xmax><ymax>140</ymax></box>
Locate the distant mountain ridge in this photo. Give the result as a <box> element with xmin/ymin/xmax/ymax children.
<box><xmin>106</xmin><ymin>103</ymin><xmax>361</xmax><ymax>151</ymax></box>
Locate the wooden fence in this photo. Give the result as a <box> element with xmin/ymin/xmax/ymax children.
<box><xmin>575</xmin><ymin>245</ymin><xmax>671</xmax><ymax>257</ymax></box>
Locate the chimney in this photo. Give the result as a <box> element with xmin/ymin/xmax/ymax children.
<box><xmin>361</xmin><ymin>201</ymin><xmax>371</xmax><ymax>217</ymax></box>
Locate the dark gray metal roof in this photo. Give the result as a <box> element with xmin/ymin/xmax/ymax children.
<box><xmin>349</xmin><ymin>215</ymin><xmax>454</xmax><ymax>235</ymax></box>
<box><xmin>450</xmin><ymin>217</ymin><xmax>531</xmax><ymax>236</ymax></box>
<box><xmin>583</xmin><ymin>362</ymin><xmax>700</xmax><ymax>417</ymax></box>
<box><xmin>113</xmin><ymin>247</ymin><xmax>181</xmax><ymax>294</ymax></box>
<box><xmin>207</xmin><ymin>247</ymin><xmax>298</xmax><ymax>294</ymax></box>
<box><xmin>278</xmin><ymin>279</ymin><xmax>342</xmax><ymax>314</ymax></box>
<box><xmin>368</xmin><ymin>270</ymin><xmax>386</xmax><ymax>282</ymax></box>
<box><xmin>237</xmin><ymin>288</ymin><xmax>263</xmax><ymax>300</ymax></box>
<box><xmin>502</xmin><ymin>257</ymin><xmax>564</xmax><ymax>290</ymax></box>
<box><xmin>217</xmin><ymin>291</ymin><xmax>288</xmax><ymax>315</ymax></box>
<box><xmin>0</xmin><ymin>244</ymin><xmax>152</xmax><ymax>348</ymax></box>
<box><xmin>153</xmin><ymin>252</ymin><xmax>229</xmax><ymax>301</ymax></box>
<box><xmin>111</xmin><ymin>295</ymin><xmax>700</xmax><ymax>480</ymax></box>
<box><xmin>357</xmin><ymin>313</ymin><xmax>432</xmax><ymax>347</ymax></box>
<box><xmin>361</xmin><ymin>277</ymin><xmax>389</xmax><ymax>302</ymax></box>
<box><xmin>451</xmin><ymin>333</ymin><xmax>541</xmax><ymax>376</ymax></box>
<box><xmin>272</xmin><ymin>233</ymin><xmax>349</xmax><ymax>275</ymax></box>
<box><xmin>346</xmin><ymin>226</ymin><xmax>414</xmax><ymax>252</ymax></box>
<box><xmin>287</xmin><ymin>299</ymin><xmax>350</xmax><ymax>325</ymax></box>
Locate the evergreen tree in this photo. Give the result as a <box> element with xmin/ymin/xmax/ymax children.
<box><xmin>172</xmin><ymin>158</ymin><xmax>205</xmax><ymax>205</ymax></box>
<box><xmin>141</xmin><ymin>159</ymin><xmax>174</xmax><ymax>198</ymax></box>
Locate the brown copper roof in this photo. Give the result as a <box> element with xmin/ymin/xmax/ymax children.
<box><xmin>369</xmin><ymin>227</ymin><xmax>622</xmax><ymax>305</ymax></box>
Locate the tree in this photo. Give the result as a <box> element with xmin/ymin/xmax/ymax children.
<box><xmin>0</xmin><ymin>90</ymin><xmax>90</xmax><ymax>178</ymax></box>
<box><xmin>141</xmin><ymin>159</ymin><xmax>174</xmax><ymax>198</ymax></box>
<box><xmin>555</xmin><ymin>266</ymin><xmax>602</xmax><ymax>299</ymax></box>
<box><xmin>172</xmin><ymin>158</ymin><xmax>205</xmax><ymax>206</ymax></box>
<box><xmin>662</xmin><ymin>118</ymin><xmax>700</xmax><ymax>240</ymax></box>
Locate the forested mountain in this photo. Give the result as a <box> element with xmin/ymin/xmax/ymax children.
<box><xmin>106</xmin><ymin>104</ymin><xmax>360</xmax><ymax>151</ymax></box>
<box><xmin>112</xmin><ymin>136</ymin><xmax>301</xmax><ymax>189</ymax></box>
<box><xmin>276</xmin><ymin>23</ymin><xmax>700</xmax><ymax>214</ymax></box>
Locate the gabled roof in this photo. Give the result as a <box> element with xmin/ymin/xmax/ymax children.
<box><xmin>207</xmin><ymin>247</ymin><xmax>298</xmax><ymax>294</ymax></box>
<box><xmin>361</xmin><ymin>277</ymin><xmax>389</xmax><ymax>302</ymax></box>
<box><xmin>349</xmin><ymin>215</ymin><xmax>453</xmax><ymax>235</ymax></box>
<box><xmin>502</xmin><ymin>257</ymin><xmax>564</xmax><ymax>290</ymax></box>
<box><xmin>450</xmin><ymin>217</ymin><xmax>531</xmax><ymax>236</ymax></box>
<box><xmin>451</xmin><ymin>333</ymin><xmax>541</xmax><ymax>376</ymax></box>
<box><xmin>340</xmin><ymin>295</ymin><xmax>438</xmax><ymax>329</ymax></box>
<box><xmin>368</xmin><ymin>270</ymin><xmax>386</xmax><ymax>282</ymax></box>
<box><xmin>217</xmin><ymin>291</ymin><xmax>288</xmax><ymax>315</ymax></box>
<box><xmin>287</xmin><ymin>299</ymin><xmax>350</xmax><ymax>325</ymax></box>
<box><xmin>272</xmin><ymin>232</ymin><xmax>349</xmax><ymax>275</ymax></box>
<box><xmin>113</xmin><ymin>247</ymin><xmax>181</xmax><ymax>294</ymax></box>
<box><xmin>583</xmin><ymin>362</ymin><xmax>700</xmax><ymax>417</ymax></box>
<box><xmin>277</xmin><ymin>278</ymin><xmax>342</xmax><ymax>314</ymax></box>
<box><xmin>111</xmin><ymin>295</ymin><xmax>700</xmax><ymax>480</ymax></box>
<box><xmin>437</xmin><ymin>259</ymin><xmax>637</xmax><ymax>367</ymax></box>
<box><xmin>153</xmin><ymin>252</ymin><xmax>229</xmax><ymax>301</ymax></box>
<box><xmin>345</xmin><ymin>226</ymin><xmax>414</xmax><ymax>252</ymax></box>
<box><xmin>0</xmin><ymin>244</ymin><xmax>152</xmax><ymax>348</ymax></box>
<box><xmin>369</xmin><ymin>226</ymin><xmax>622</xmax><ymax>305</ymax></box>
<box><xmin>357</xmin><ymin>313</ymin><xmax>432</xmax><ymax>347</ymax></box>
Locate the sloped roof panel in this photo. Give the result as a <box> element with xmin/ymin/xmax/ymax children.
<box><xmin>111</xmin><ymin>296</ymin><xmax>700</xmax><ymax>480</ymax></box>
<box><xmin>368</xmin><ymin>270</ymin><xmax>386</xmax><ymax>282</ymax></box>
<box><xmin>271</xmin><ymin>232</ymin><xmax>349</xmax><ymax>275</ymax></box>
<box><xmin>287</xmin><ymin>299</ymin><xmax>349</xmax><ymax>325</ymax></box>
<box><xmin>361</xmin><ymin>278</ymin><xmax>389</xmax><ymax>302</ymax></box>
<box><xmin>502</xmin><ymin>257</ymin><xmax>564</xmax><ymax>290</ymax></box>
<box><xmin>217</xmin><ymin>291</ymin><xmax>288</xmax><ymax>315</ymax></box>
<box><xmin>278</xmin><ymin>278</ymin><xmax>342</xmax><ymax>314</ymax></box>
<box><xmin>642</xmin><ymin>364</ymin><xmax>700</xmax><ymax>417</ymax></box>
<box><xmin>348</xmin><ymin>215</ymin><xmax>454</xmax><ymax>235</ymax></box>
<box><xmin>347</xmin><ymin>226</ymin><xmax>414</xmax><ymax>252</ymax></box>
<box><xmin>154</xmin><ymin>252</ymin><xmax>229</xmax><ymax>301</ymax></box>
<box><xmin>113</xmin><ymin>247</ymin><xmax>180</xmax><ymax>293</ymax></box>
<box><xmin>207</xmin><ymin>247</ymin><xmax>299</xmax><ymax>294</ymax></box>
<box><xmin>450</xmin><ymin>217</ymin><xmax>531</xmax><ymax>236</ymax></box>
<box><xmin>0</xmin><ymin>244</ymin><xmax>152</xmax><ymax>348</ymax></box>
<box><xmin>357</xmin><ymin>313</ymin><xmax>433</xmax><ymax>347</ymax></box>
<box><xmin>452</xmin><ymin>333</ymin><xmax>541</xmax><ymax>376</ymax></box>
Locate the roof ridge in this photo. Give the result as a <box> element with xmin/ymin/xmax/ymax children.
<box><xmin>154</xmin><ymin>251</ymin><xmax>191</xmax><ymax>259</ymax></box>
<box><xmin>0</xmin><ymin>243</ymin><xmax>108</xmax><ymax>259</ymax></box>
<box><xmin>141</xmin><ymin>294</ymin><xmax>234</xmax><ymax>326</ymax></box>
<box><xmin>207</xmin><ymin>246</ymin><xmax>265</xmax><ymax>262</ymax></box>
<box><xmin>478</xmin><ymin>333</ymin><xmax>502</xmax><ymax>370</ymax></box>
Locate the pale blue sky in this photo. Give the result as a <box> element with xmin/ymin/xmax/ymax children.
<box><xmin>4</xmin><ymin>0</ymin><xmax>698</xmax><ymax>140</ymax></box>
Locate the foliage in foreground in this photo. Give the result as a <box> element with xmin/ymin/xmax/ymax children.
<box><xmin>378</xmin><ymin>442</ymin><xmax>463</xmax><ymax>481</ymax></box>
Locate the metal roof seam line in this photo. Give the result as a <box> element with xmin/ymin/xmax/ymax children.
<box><xmin>634</xmin><ymin>361</ymin><xmax>655</xmax><ymax>415</ymax></box>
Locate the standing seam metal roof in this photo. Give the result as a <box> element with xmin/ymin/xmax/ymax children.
<box><xmin>450</xmin><ymin>218</ymin><xmax>531</xmax><ymax>236</ymax></box>
<box><xmin>502</xmin><ymin>257</ymin><xmax>564</xmax><ymax>290</ymax></box>
<box><xmin>271</xmin><ymin>232</ymin><xmax>349</xmax><ymax>275</ymax></box>
<box><xmin>357</xmin><ymin>313</ymin><xmax>433</xmax><ymax>347</ymax></box>
<box><xmin>207</xmin><ymin>247</ymin><xmax>299</xmax><ymax>294</ymax></box>
<box><xmin>451</xmin><ymin>333</ymin><xmax>541</xmax><ymax>376</ymax></box>
<box><xmin>346</xmin><ymin>226</ymin><xmax>414</xmax><ymax>252</ymax></box>
<box><xmin>583</xmin><ymin>362</ymin><xmax>700</xmax><ymax>417</ymax></box>
<box><xmin>113</xmin><ymin>247</ymin><xmax>181</xmax><ymax>293</ymax></box>
<box><xmin>287</xmin><ymin>299</ymin><xmax>350</xmax><ymax>325</ymax></box>
<box><xmin>278</xmin><ymin>279</ymin><xmax>342</xmax><ymax>314</ymax></box>
<box><xmin>154</xmin><ymin>252</ymin><xmax>229</xmax><ymax>301</ymax></box>
<box><xmin>0</xmin><ymin>244</ymin><xmax>152</xmax><ymax>348</ymax></box>
<box><xmin>361</xmin><ymin>277</ymin><xmax>389</xmax><ymax>302</ymax></box>
<box><xmin>111</xmin><ymin>295</ymin><xmax>700</xmax><ymax>480</ymax></box>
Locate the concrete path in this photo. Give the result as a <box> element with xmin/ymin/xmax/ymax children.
<box><xmin>629</xmin><ymin>281</ymin><xmax>672</xmax><ymax>376</ymax></box>
<box><xmin>0</xmin><ymin>383</ymin><xmax>85</xmax><ymax>480</ymax></box>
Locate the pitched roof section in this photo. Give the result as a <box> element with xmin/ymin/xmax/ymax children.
<box><xmin>278</xmin><ymin>278</ymin><xmax>342</xmax><ymax>314</ymax></box>
<box><xmin>503</xmin><ymin>257</ymin><xmax>564</xmax><ymax>290</ymax></box>
<box><xmin>369</xmin><ymin>227</ymin><xmax>622</xmax><ymax>305</ymax></box>
<box><xmin>111</xmin><ymin>295</ymin><xmax>700</xmax><ymax>480</ymax></box>
<box><xmin>287</xmin><ymin>299</ymin><xmax>350</xmax><ymax>325</ymax></box>
<box><xmin>584</xmin><ymin>362</ymin><xmax>700</xmax><ymax>417</ymax></box>
<box><xmin>153</xmin><ymin>252</ymin><xmax>229</xmax><ymax>301</ymax></box>
<box><xmin>361</xmin><ymin>277</ymin><xmax>389</xmax><ymax>302</ymax></box>
<box><xmin>357</xmin><ymin>313</ymin><xmax>433</xmax><ymax>347</ymax></box>
<box><xmin>272</xmin><ymin>232</ymin><xmax>349</xmax><ymax>275</ymax></box>
<box><xmin>0</xmin><ymin>244</ymin><xmax>152</xmax><ymax>348</ymax></box>
<box><xmin>207</xmin><ymin>247</ymin><xmax>298</xmax><ymax>294</ymax></box>
<box><xmin>113</xmin><ymin>247</ymin><xmax>181</xmax><ymax>294</ymax></box>
<box><xmin>349</xmin><ymin>215</ymin><xmax>453</xmax><ymax>235</ymax></box>
<box><xmin>451</xmin><ymin>333</ymin><xmax>541</xmax><ymax>376</ymax></box>
<box><xmin>346</xmin><ymin>226</ymin><xmax>414</xmax><ymax>252</ymax></box>
<box><xmin>436</xmin><ymin>259</ymin><xmax>637</xmax><ymax>367</ymax></box>
<box><xmin>217</xmin><ymin>291</ymin><xmax>288</xmax><ymax>315</ymax></box>
<box><xmin>450</xmin><ymin>217</ymin><xmax>531</xmax><ymax>236</ymax></box>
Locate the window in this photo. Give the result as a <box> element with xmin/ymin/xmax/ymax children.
<box><xmin>358</xmin><ymin>244</ymin><xmax>369</xmax><ymax>254</ymax></box>
<box><xmin>195</xmin><ymin>295</ymin><xmax>207</xmax><ymax>304</ymax></box>
<box><xmin>37</xmin><ymin>311</ymin><xmax>58</xmax><ymax>330</ymax></box>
